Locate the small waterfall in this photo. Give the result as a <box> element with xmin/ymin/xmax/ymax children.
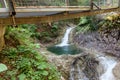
<box><xmin>98</xmin><ymin>55</ymin><xmax>117</xmax><ymax>80</ymax></box>
<box><xmin>47</xmin><ymin>26</ymin><xmax>81</xmax><ymax>55</ymax></box>
<box><xmin>56</xmin><ymin>27</ymin><xmax>74</xmax><ymax>47</ymax></box>
<box><xmin>48</xmin><ymin>24</ymin><xmax>118</xmax><ymax>80</ymax></box>
<box><xmin>69</xmin><ymin>52</ymin><xmax>117</xmax><ymax>80</ymax></box>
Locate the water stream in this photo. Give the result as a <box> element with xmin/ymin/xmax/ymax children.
<box><xmin>98</xmin><ymin>54</ymin><xmax>117</xmax><ymax>80</ymax></box>
<box><xmin>48</xmin><ymin>26</ymin><xmax>117</xmax><ymax>80</ymax></box>
<box><xmin>47</xmin><ymin>27</ymin><xmax>82</xmax><ymax>55</ymax></box>
<box><xmin>56</xmin><ymin>27</ymin><xmax>74</xmax><ymax>47</ymax></box>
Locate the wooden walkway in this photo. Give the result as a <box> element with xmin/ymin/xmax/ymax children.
<box><xmin>0</xmin><ymin>0</ymin><xmax>120</xmax><ymax>25</ymax></box>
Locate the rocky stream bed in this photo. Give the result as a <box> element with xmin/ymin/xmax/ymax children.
<box><xmin>40</xmin><ymin>15</ymin><xmax>120</xmax><ymax>80</ymax></box>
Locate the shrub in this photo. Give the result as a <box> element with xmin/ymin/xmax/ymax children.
<box><xmin>0</xmin><ymin>25</ymin><xmax>60</xmax><ymax>80</ymax></box>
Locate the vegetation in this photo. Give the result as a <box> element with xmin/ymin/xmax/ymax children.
<box><xmin>75</xmin><ymin>14</ymin><xmax>120</xmax><ymax>35</ymax></box>
<box><xmin>0</xmin><ymin>3</ymin><xmax>2</xmax><ymax>8</ymax></box>
<box><xmin>0</xmin><ymin>64</ymin><xmax>7</xmax><ymax>73</ymax></box>
<box><xmin>75</xmin><ymin>16</ymin><xmax>99</xmax><ymax>34</ymax></box>
<box><xmin>36</xmin><ymin>22</ymin><xmax>66</xmax><ymax>43</ymax></box>
<box><xmin>0</xmin><ymin>25</ymin><xmax>60</xmax><ymax>80</ymax></box>
<box><xmin>99</xmin><ymin>15</ymin><xmax>120</xmax><ymax>34</ymax></box>
<box><xmin>69</xmin><ymin>0</ymin><xmax>89</xmax><ymax>6</ymax></box>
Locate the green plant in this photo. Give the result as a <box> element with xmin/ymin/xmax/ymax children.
<box><xmin>69</xmin><ymin>0</ymin><xmax>90</xmax><ymax>6</ymax></box>
<box><xmin>75</xmin><ymin>16</ymin><xmax>98</xmax><ymax>34</ymax></box>
<box><xmin>0</xmin><ymin>63</ymin><xmax>7</xmax><ymax>73</ymax></box>
<box><xmin>0</xmin><ymin>3</ymin><xmax>2</xmax><ymax>8</ymax></box>
<box><xmin>99</xmin><ymin>16</ymin><xmax>120</xmax><ymax>35</ymax></box>
<box><xmin>0</xmin><ymin>25</ymin><xmax>60</xmax><ymax>80</ymax></box>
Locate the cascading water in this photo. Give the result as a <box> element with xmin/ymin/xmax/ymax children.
<box><xmin>48</xmin><ymin>25</ymin><xmax>118</xmax><ymax>80</ymax></box>
<box><xmin>98</xmin><ymin>55</ymin><xmax>117</xmax><ymax>80</ymax></box>
<box><xmin>56</xmin><ymin>27</ymin><xmax>74</xmax><ymax>47</ymax></box>
<box><xmin>69</xmin><ymin>52</ymin><xmax>117</xmax><ymax>80</ymax></box>
<box><xmin>47</xmin><ymin>26</ymin><xmax>82</xmax><ymax>55</ymax></box>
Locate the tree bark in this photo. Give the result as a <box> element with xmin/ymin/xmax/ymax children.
<box><xmin>0</xmin><ymin>25</ymin><xmax>5</xmax><ymax>51</ymax></box>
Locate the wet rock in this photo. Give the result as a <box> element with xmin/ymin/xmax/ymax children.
<box><xmin>70</xmin><ymin>53</ymin><xmax>99</xmax><ymax>80</ymax></box>
<box><xmin>113</xmin><ymin>62</ymin><xmax>120</xmax><ymax>80</ymax></box>
<box><xmin>74</xmin><ymin>30</ymin><xmax>120</xmax><ymax>57</ymax></box>
<box><xmin>73</xmin><ymin>15</ymin><xmax>120</xmax><ymax>57</ymax></box>
<box><xmin>40</xmin><ymin>48</ymin><xmax>83</xmax><ymax>80</ymax></box>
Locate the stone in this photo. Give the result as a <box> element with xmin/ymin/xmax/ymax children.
<box><xmin>113</xmin><ymin>62</ymin><xmax>120</xmax><ymax>80</ymax></box>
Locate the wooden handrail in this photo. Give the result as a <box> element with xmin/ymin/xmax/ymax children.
<box><xmin>90</xmin><ymin>0</ymin><xmax>93</xmax><ymax>10</ymax></box>
<box><xmin>118</xmin><ymin>0</ymin><xmax>120</xmax><ymax>8</ymax></box>
<box><xmin>93</xmin><ymin>2</ymin><xmax>101</xmax><ymax>10</ymax></box>
<box><xmin>65</xmin><ymin>0</ymin><xmax>69</xmax><ymax>6</ymax></box>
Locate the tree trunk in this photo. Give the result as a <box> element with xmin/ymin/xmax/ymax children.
<box><xmin>0</xmin><ymin>25</ymin><xmax>5</xmax><ymax>51</ymax></box>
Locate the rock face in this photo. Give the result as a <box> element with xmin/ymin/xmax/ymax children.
<box><xmin>113</xmin><ymin>62</ymin><xmax>120</xmax><ymax>80</ymax></box>
<box><xmin>74</xmin><ymin>15</ymin><xmax>120</xmax><ymax>57</ymax></box>
<box><xmin>70</xmin><ymin>53</ymin><xmax>99</xmax><ymax>80</ymax></box>
<box><xmin>40</xmin><ymin>47</ymin><xmax>100</xmax><ymax>80</ymax></box>
<box><xmin>40</xmin><ymin>48</ymin><xmax>75</xmax><ymax>80</ymax></box>
<box><xmin>74</xmin><ymin>31</ymin><xmax>120</xmax><ymax>57</ymax></box>
<box><xmin>0</xmin><ymin>25</ymin><xmax>5</xmax><ymax>51</ymax></box>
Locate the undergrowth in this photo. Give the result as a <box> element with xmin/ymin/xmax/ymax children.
<box><xmin>0</xmin><ymin>25</ymin><xmax>60</xmax><ymax>80</ymax></box>
<box><xmin>75</xmin><ymin>16</ymin><xmax>99</xmax><ymax>34</ymax></box>
<box><xmin>36</xmin><ymin>22</ymin><xmax>65</xmax><ymax>43</ymax></box>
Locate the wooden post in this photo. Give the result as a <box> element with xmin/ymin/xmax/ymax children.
<box><xmin>65</xmin><ymin>0</ymin><xmax>69</xmax><ymax>6</ymax></box>
<box><xmin>0</xmin><ymin>0</ymin><xmax>6</xmax><ymax>8</ymax></box>
<box><xmin>0</xmin><ymin>24</ymin><xmax>6</xmax><ymax>51</ymax></box>
<box><xmin>118</xmin><ymin>0</ymin><xmax>120</xmax><ymax>8</ymax></box>
<box><xmin>8</xmin><ymin>0</ymin><xmax>16</xmax><ymax>16</ymax></box>
<box><xmin>90</xmin><ymin>0</ymin><xmax>93</xmax><ymax>10</ymax></box>
<box><xmin>8</xmin><ymin>0</ymin><xmax>16</xmax><ymax>26</ymax></box>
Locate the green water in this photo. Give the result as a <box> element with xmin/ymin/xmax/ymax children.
<box><xmin>47</xmin><ymin>45</ymin><xmax>82</xmax><ymax>55</ymax></box>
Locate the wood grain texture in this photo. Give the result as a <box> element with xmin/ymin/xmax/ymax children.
<box><xmin>0</xmin><ymin>8</ymin><xmax>119</xmax><ymax>25</ymax></box>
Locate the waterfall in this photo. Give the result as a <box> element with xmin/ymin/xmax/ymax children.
<box><xmin>47</xmin><ymin>25</ymin><xmax>81</xmax><ymax>55</ymax></box>
<box><xmin>56</xmin><ymin>27</ymin><xmax>74</xmax><ymax>47</ymax></box>
<box><xmin>48</xmin><ymin>24</ymin><xmax>118</xmax><ymax>80</ymax></box>
<box><xmin>98</xmin><ymin>55</ymin><xmax>117</xmax><ymax>80</ymax></box>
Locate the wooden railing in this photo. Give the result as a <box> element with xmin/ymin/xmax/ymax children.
<box><xmin>0</xmin><ymin>0</ymin><xmax>118</xmax><ymax>10</ymax></box>
<box><xmin>0</xmin><ymin>0</ymin><xmax>7</xmax><ymax>8</ymax></box>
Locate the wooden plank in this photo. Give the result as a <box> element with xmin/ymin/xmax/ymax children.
<box><xmin>0</xmin><ymin>8</ymin><xmax>120</xmax><ymax>25</ymax></box>
<box><xmin>0</xmin><ymin>8</ymin><xmax>9</xmax><ymax>12</ymax></box>
<box><xmin>15</xmin><ymin>6</ymin><xmax>90</xmax><ymax>12</ymax></box>
<box><xmin>119</xmin><ymin>0</ymin><xmax>120</xmax><ymax>7</ymax></box>
<box><xmin>15</xmin><ymin>6</ymin><xmax>118</xmax><ymax>12</ymax></box>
